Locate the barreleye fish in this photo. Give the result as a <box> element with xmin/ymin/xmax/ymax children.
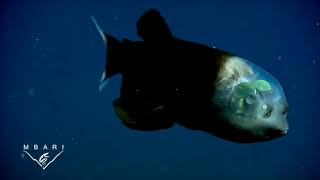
<box><xmin>91</xmin><ymin>9</ymin><xmax>289</xmax><ymax>143</ymax></box>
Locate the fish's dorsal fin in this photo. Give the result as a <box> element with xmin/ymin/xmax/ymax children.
<box><xmin>136</xmin><ymin>9</ymin><xmax>173</xmax><ymax>42</ymax></box>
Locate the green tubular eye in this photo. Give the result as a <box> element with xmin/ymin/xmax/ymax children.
<box><xmin>253</xmin><ymin>80</ymin><xmax>272</xmax><ymax>92</ymax></box>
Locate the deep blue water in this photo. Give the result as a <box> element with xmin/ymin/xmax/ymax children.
<box><xmin>1</xmin><ymin>0</ymin><xmax>320</xmax><ymax>179</ymax></box>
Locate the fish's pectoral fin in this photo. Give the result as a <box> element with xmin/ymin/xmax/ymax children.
<box><xmin>136</xmin><ymin>8</ymin><xmax>173</xmax><ymax>42</ymax></box>
<box><xmin>113</xmin><ymin>99</ymin><xmax>174</xmax><ymax>131</ymax></box>
<box><xmin>113</xmin><ymin>99</ymin><xmax>141</xmax><ymax>128</ymax></box>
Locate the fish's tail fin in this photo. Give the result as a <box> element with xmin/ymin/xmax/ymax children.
<box><xmin>91</xmin><ymin>16</ymin><xmax>124</xmax><ymax>92</ymax></box>
<box><xmin>90</xmin><ymin>16</ymin><xmax>107</xmax><ymax>45</ymax></box>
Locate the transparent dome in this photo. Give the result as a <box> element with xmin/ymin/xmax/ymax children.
<box><xmin>211</xmin><ymin>56</ymin><xmax>288</xmax><ymax>138</ymax></box>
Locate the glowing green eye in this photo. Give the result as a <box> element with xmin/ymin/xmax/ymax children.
<box><xmin>253</xmin><ymin>80</ymin><xmax>272</xmax><ymax>92</ymax></box>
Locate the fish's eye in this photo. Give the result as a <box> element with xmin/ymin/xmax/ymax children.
<box><xmin>263</xmin><ymin>104</ymin><xmax>273</xmax><ymax>118</ymax></box>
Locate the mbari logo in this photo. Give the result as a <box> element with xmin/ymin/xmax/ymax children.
<box><xmin>22</xmin><ymin>144</ymin><xmax>64</xmax><ymax>170</ymax></box>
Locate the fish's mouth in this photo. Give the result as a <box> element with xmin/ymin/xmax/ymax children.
<box><xmin>281</xmin><ymin>129</ymin><xmax>288</xmax><ymax>135</ymax></box>
<box><xmin>274</xmin><ymin>129</ymin><xmax>289</xmax><ymax>138</ymax></box>
<box><xmin>264</xmin><ymin>128</ymin><xmax>289</xmax><ymax>140</ymax></box>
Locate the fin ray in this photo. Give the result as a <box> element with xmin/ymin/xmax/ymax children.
<box><xmin>91</xmin><ymin>16</ymin><xmax>107</xmax><ymax>44</ymax></box>
<box><xmin>99</xmin><ymin>71</ymin><xmax>109</xmax><ymax>92</ymax></box>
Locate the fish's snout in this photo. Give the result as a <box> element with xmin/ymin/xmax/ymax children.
<box><xmin>278</xmin><ymin>102</ymin><xmax>289</xmax><ymax>136</ymax></box>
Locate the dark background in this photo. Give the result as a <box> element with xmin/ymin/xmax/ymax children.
<box><xmin>1</xmin><ymin>0</ymin><xmax>319</xmax><ymax>179</ymax></box>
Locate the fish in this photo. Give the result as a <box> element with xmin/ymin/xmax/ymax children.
<box><xmin>91</xmin><ymin>9</ymin><xmax>289</xmax><ymax>143</ymax></box>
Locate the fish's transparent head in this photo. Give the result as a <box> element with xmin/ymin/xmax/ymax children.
<box><xmin>212</xmin><ymin>56</ymin><xmax>289</xmax><ymax>142</ymax></box>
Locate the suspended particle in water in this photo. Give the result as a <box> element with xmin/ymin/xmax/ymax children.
<box><xmin>28</xmin><ymin>88</ymin><xmax>36</xmax><ymax>97</ymax></box>
<box><xmin>277</xmin><ymin>55</ymin><xmax>282</xmax><ymax>61</ymax></box>
<box><xmin>71</xmin><ymin>137</ymin><xmax>78</xmax><ymax>144</ymax></box>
